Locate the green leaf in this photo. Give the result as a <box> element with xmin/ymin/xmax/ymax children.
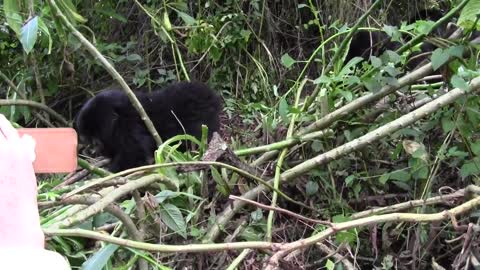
<box><xmin>458</xmin><ymin>0</ymin><xmax>480</xmax><ymax>30</ymax></box>
<box><xmin>159</xmin><ymin>203</ymin><xmax>187</xmax><ymax>238</ymax></box>
<box><xmin>125</xmin><ymin>248</ymin><xmax>173</xmax><ymax>270</ymax></box>
<box><xmin>332</xmin><ymin>215</ymin><xmax>356</xmax><ymax>245</ymax></box>
<box><xmin>414</xmin><ymin>20</ymin><xmax>434</xmax><ymax>35</ymax></box>
<box><xmin>163</xmin><ymin>11</ymin><xmax>172</xmax><ymax>31</ymax></box>
<box><xmin>379</xmin><ymin>173</ymin><xmax>390</xmax><ymax>185</ymax></box>
<box><xmin>363</xmin><ymin>77</ymin><xmax>381</xmax><ymax>92</ymax></box>
<box><xmin>211</xmin><ymin>166</ymin><xmax>230</xmax><ymax>196</ymax></box>
<box><xmin>390</xmin><ymin>170</ymin><xmax>411</xmax><ymax>181</ymax></box>
<box><xmin>20</xmin><ymin>16</ymin><xmax>39</xmax><ymax>54</ymax></box>
<box><xmin>326</xmin><ymin>259</ymin><xmax>335</xmax><ymax>270</ymax></box>
<box><xmin>413</xmin><ymin>166</ymin><xmax>429</xmax><ymax>179</ymax></box>
<box><xmin>447</xmin><ymin>45</ymin><xmax>464</xmax><ymax>58</ymax></box>
<box><xmin>412</xmin><ymin>148</ymin><xmax>428</xmax><ymax>161</ymax></box>
<box><xmin>471</xmin><ymin>141</ymin><xmax>480</xmax><ymax>155</ymax></box>
<box><xmin>37</xmin><ymin>17</ymin><xmax>53</xmax><ymax>54</ymax></box>
<box><xmin>431</xmin><ymin>48</ymin><xmax>449</xmax><ymax>71</ymax></box>
<box><xmin>460</xmin><ymin>157</ymin><xmax>480</xmax><ymax>178</ymax></box>
<box><xmin>311</xmin><ymin>140</ymin><xmax>323</xmax><ymax>152</ymax></box>
<box><xmin>451</xmin><ymin>75</ymin><xmax>469</xmax><ymax>91</ymax></box>
<box><xmin>306</xmin><ymin>181</ymin><xmax>319</xmax><ymax>196</ymax></box>
<box><xmin>155</xmin><ymin>190</ymin><xmax>179</xmax><ymax>203</ymax></box>
<box><xmin>126</xmin><ymin>54</ymin><xmax>143</xmax><ymax>62</ymax></box>
<box><xmin>3</xmin><ymin>0</ymin><xmax>23</xmax><ymax>35</ymax></box>
<box><xmin>370</xmin><ymin>56</ymin><xmax>382</xmax><ymax>68</ymax></box>
<box><xmin>345</xmin><ymin>175</ymin><xmax>356</xmax><ymax>187</ymax></box>
<box><xmin>313</xmin><ymin>75</ymin><xmax>331</xmax><ymax>84</ymax></box>
<box><xmin>250</xmin><ymin>209</ymin><xmax>263</xmax><ymax>221</ymax></box>
<box><xmin>447</xmin><ymin>146</ymin><xmax>468</xmax><ymax>158</ymax></box>
<box><xmin>385</xmin><ymin>50</ymin><xmax>401</xmax><ymax>64</ymax></box>
<box><xmin>345</xmin><ymin>75</ymin><xmax>361</xmax><ymax>85</ymax></box>
<box><xmin>392</xmin><ymin>180</ymin><xmax>411</xmax><ymax>191</ymax></box>
<box><xmin>58</xmin><ymin>0</ymin><xmax>88</xmax><ymax>23</ymax></box>
<box><xmin>281</xmin><ymin>53</ymin><xmax>296</xmax><ymax>68</ymax></box>
<box><xmin>383</xmin><ymin>25</ymin><xmax>401</xmax><ymax>41</ymax></box>
<box><xmin>240</xmin><ymin>29</ymin><xmax>251</xmax><ymax>42</ymax></box>
<box><xmin>382</xmin><ymin>255</ymin><xmax>394</xmax><ymax>269</ymax></box>
<box><xmin>239</xmin><ymin>227</ymin><xmax>263</xmax><ymax>241</ymax></box>
<box><xmin>82</xmin><ymin>244</ymin><xmax>119</xmax><ymax>270</ymax></box>
<box><xmin>177</xmin><ymin>11</ymin><xmax>196</xmax><ymax>26</ymax></box>
<box><xmin>441</xmin><ymin>117</ymin><xmax>455</xmax><ymax>133</ymax></box>
<box><xmin>338</xmin><ymin>56</ymin><xmax>363</xmax><ymax>77</ymax></box>
<box><xmin>339</xmin><ymin>90</ymin><xmax>353</xmax><ymax>102</ymax></box>
<box><xmin>279</xmin><ymin>97</ymin><xmax>289</xmax><ymax>123</ymax></box>
<box><xmin>343</xmin><ymin>56</ymin><xmax>363</xmax><ymax>70</ymax></box>
<box><xmin>93</xmin><ymin>212</ymin><xmax>117</xmax><ymax>227</ymax></box>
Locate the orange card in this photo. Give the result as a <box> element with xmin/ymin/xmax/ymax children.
<box><xmin>17</xmin><ymin>128</ymin><xmax>78</xmax><ymax>173</ymax></box>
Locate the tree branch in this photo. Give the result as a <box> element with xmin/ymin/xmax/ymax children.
<box><xmin>0</xmin><ymin>99</ymin><xmax>69</xmax><ymax>126</ymax></box>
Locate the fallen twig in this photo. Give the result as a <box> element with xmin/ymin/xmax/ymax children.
<box><xmin>229</xmin><ymin>195</ymin><xmax>332</xmax><ymax>226</ymax></box>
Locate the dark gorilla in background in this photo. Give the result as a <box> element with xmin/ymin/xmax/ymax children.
<box><xmin>344</xmin><ymin>31</ymin><xmax>401</xmax><ymax>64</ymax></box>
<box><xmin>75</xmin><ymin>81</ymin><xmax>222</xmax><ymax>172</ymax></box>
<box><xmin>345</xmin><ymin>23</ymin><xmax>479</xmax><ymax>71</ymax></box>
<box><xmin>344</xmin><ymin>8</ymin><xmax>471</xmax><ymax>68</ymax></box>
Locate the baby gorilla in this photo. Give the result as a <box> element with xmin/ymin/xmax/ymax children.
<box><xmin>75</xmin><ymin>81</ymin><xmax>222</xmax><ymax>172</ymax></box>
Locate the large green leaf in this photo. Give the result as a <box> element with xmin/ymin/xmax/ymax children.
<box><xmin>159</xmin><ymin>203</ymin><xmax>187</xmax><ymax>239</ymax></box>
<box><xmin>125</xmin><ymin>248</ymin><xmax>173</xmax><ymax>270</ymax></box>
<box><xmin>177</xmin><ymin>11</ymin><xmax>196</xmax><ymax>26</ymax></box>
<box><xmin>460</xmin><ymin>157</ymin><xmax>480</xmax><ymax>178</ymax></box>
<box><xmin>431</xmin><ymin>48</ymin><xmax>449</xmax><ymax>71</ymax></box>
<box><xmin>3</xmin><ymin>0</ymin><xmax>23</xmax><ymax>35</ymax></box>
<box><xmin>37</xmin><ymin>17</ymin><xmax>53</xmax><ymax>54</ymax></box>
<box><xmin>458</xmin><ymin>0</ymin><xmax>480</xmax><ymax>30</ymax></box>
<box><xmin>279</xmin><ymin>97</ymin><xmax>289</xmax><ymax>123</ymax></box>
<box><xmin>281</xmin><ymin>53</ymin><xmax>296</xmax><ymax>68</ymax></box>
<box><xmin>59</xmin><ymin>0</ymin><xmax>88</xmax><ymax>23</ymax></box>
<box><xmin>20</xmin><ymin>16</ymin><xmax>39</xmax><ymax>54</ymax></box>
<box><xmin>82</xmin><ymin>244</ymin><xmax>119</xmax><ymax>270</ymax></box>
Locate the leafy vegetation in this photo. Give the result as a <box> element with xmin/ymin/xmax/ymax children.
<box><xmin>1</xmin><ymin>0</ymin><xmax>480</xmax><ymax>269</ymax></box>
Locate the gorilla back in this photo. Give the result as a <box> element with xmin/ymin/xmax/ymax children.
<box><xmin>75</xmin><ymin>81</ymin><xmax>222</xmax><ymax>172</ymax></box>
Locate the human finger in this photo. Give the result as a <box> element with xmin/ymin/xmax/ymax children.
<box><xmin>0</xmin><ymin>114</ymin><xmax>19</xmax><ymax>142</ymax></box>
<box><xmin>20</xmin><ymin>134</ymin><xmax>36</xmax><ymax>162</ymax></box>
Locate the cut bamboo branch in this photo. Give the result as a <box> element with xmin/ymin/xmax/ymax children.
<box><xmin>254</xmin><ymin>61</ymin><xmax>439</xmax><ymax>166</ymax></box>
<box><xmin>47</xmin><ymin>195</ymin><xmax>142</xmax><ymax>241</ymax></box>
<box><xmin>351</xmin><ymin>188</ymin><xmax>465</xmax><ymax>219</ymax></box>
<box><xmin>44</xmin><ymin>228</ymin><xmax>275</xmax><ymax>252</ymax></box>
<box><xmin>52</xmin><ymin>174</ymin><xmax>165</xmax><ymax>228</ymax></box>
<box><xmin>204</xmin><ymin>76</ymin><xmax>480</xmax><ymax>242</ymax></box>
<box><xmin>42</xmin><ymin>188</ymin><xmax>480</xmax><ymax>260</ymax></box>
<box><xmin>265</xmin><ymin>192</ymin><xmax>480</xmax><ymax>269</ymax></box>
<box><xmin>234</xmin><ymin>130</ymin><xmax>332</xmax><ymax>156</ymax></box>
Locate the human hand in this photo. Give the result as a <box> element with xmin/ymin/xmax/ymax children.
<box><xmin>0</xmin><ymin>113</ymin><xmax>44</xmax><ymax>248</ymax></box>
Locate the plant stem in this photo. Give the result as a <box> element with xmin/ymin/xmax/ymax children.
<box><xmin>47</xmin><ymin>0</ymin><xmax>162</xmax><ymax>146</ymax></box>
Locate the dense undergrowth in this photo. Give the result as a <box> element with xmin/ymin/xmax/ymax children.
<box><xmin>1</xmin><ymin>0</ymin><xmax>480</xmax><ymax>269</ymax></box>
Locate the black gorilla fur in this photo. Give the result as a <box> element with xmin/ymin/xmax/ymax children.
<box><xmin>344</xmin><ymin>31</ymin><xmax>401</xmax><ymax>64</ymax></box>
<box><xmin>345</xmin><ymin>8</ymin><xmax>479</xmax><ymax>70</ymax></box>
<box><xmin>345</xmin><ymin>9</ymin><xmax>445</xmax><ymax>65</ymax></box>
<box><xmin>75</xmin><ymin>81</ymin><xmax>222</xmax><ymax>172</ymax></box>
<box><xmin>345</xmin><ymin>26</ymin><xmax>479</xmax><ymax>71</ymax></box>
